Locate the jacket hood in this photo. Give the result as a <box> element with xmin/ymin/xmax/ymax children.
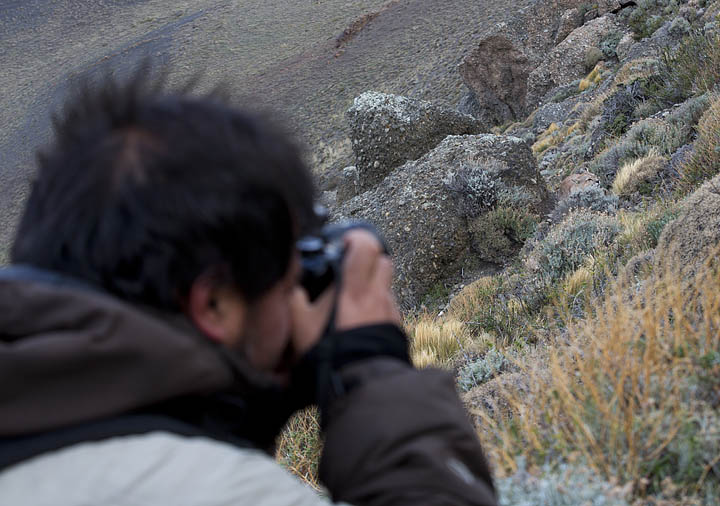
<box><xmin>0</xmin><ymin>266</ymin><xmax>255</xmax><ymax>436</ymax></box>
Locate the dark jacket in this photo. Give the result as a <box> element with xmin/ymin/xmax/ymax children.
<box><xmin>0</xmin><ymin>266</ymin><xmax>497</xmax><ymax>505</ymax></box>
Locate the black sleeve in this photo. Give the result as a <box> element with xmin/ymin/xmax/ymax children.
<box><xmin>293</xmin><ymin>324</ymin><xmax>498</xmax><ymax>506</ymax></box>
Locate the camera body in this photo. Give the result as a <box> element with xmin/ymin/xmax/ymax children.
<box><xmin>297</xmin><ymin>221</ymin><xmax>388</xmax><ymax>301</ymax></box>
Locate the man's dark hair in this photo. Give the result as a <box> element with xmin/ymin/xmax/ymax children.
<box><xmin>11</xmin><ymin>72</ymin><xmax>316</xmax><ymax>310</ymax></box>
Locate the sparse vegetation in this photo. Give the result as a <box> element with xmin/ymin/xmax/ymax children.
<box><xmin>678</xmin><ymin>95</ymin><xmax>720</xmax><ymax>194</ymax></box>
<box><xmin>527</xmin><ymin>210</ymin><xmax>621</xmax><ymax>286</ymax></box>
<box><xmin>550</xmin><ymin>186</ymin><xmax>618</xmax><ymax>223</ymax></box>
<box><xmin>652</xmin><ymin>30</ymin><xmax>720</xmax><ymax>107</ymax></box>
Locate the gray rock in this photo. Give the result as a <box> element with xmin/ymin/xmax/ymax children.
<box><xmin>555</xmin><ymin>8</ymin><xmax>583</xmax><ymax>45</ymax></box>
<box><xmin>347</xmin><ymin>92</ymin><xmax>482</xmax><ymax>194</ymax></box>
<box><xmin>335</xmin><ymin>134</ymin><xmax>550</xmax><ymax>307</ymax></box>
<box><xmin>615</xmin><ymin>32</ymin><xmax>636</xmax><ymax>62</ymax></box>
<box><xmin>457</xmin><ymin>90</ymin><xmax>484</xmax><ymax>119</ymax></box>
<box><xmin>533</xmin><ymin>100</ymin><xmax>578</xmax><ymax>133</ymax></box>
<box><xmin>336</xmin><ymin>165</ymin><xmax>360</xmax><ymax>204</ymax></box>
<box><xmin>458</xmin><ymin>36</ymin><xmax>534</xmax><ymax>128</ymax></box>
<box><xmin>526</xmin><ymin>15</ymin><xmax>622</xmax><ymax>109</ymax></box>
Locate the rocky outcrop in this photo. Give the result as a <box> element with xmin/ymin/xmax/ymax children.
<box><xmin>345</xmin><ymin>92</ymin><xmax>482</xmax><ymax>199</ymax></box>
<box><xmin>458</xmin><ymin>0</ymin><xmax>636</xmax><ymax>126</ymax></box>
<box><xmin>655</xmin><ymin>175</ymin><xmax>720</xmax><ymax>276</ymax></box>
<box><xmin>526</xmin><ymin>15</ymin><xmax>622</xmax><ymax>109</ymax></box>
<box><xmin>335</xmin><ymin>134</ymin><xmax>550</xmax><ymax>307</ymax></box>
<box><xmin>458</xmin><ymin>36</ymin><xmax>534</xmax><ymax>128</ymax></box>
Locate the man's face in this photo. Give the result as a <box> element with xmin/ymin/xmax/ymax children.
<box><xmin>224</xmin><ymin>255</ymin><xmax>302</xmax><ymax>384</ymax></box>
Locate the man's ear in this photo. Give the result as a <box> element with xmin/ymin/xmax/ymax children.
<box><xmin>186</xmin><ymin>275</ymin><xmax>247</xmax><ymax>344</ymax></box>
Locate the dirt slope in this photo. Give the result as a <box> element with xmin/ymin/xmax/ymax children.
<box><xmin>0</xmin><ymin>0</ymin><xmax>531</xmax><ymax>258</ymax></box>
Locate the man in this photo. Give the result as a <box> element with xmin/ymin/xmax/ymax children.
<box><xmin>0</xmin><ymin>74</ymin><xmax>497</xmax><ymax>505</ymax></box>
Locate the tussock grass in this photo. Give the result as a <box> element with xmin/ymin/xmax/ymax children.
<box><xmin>579</xmin><ymin>62</ymin><xmax>606</xmax><ymax>92</ymax></box>
<box><xmin>578</xmin><ymin>90</ymin><xmax>611</xmax><ymax>130</ymax></box>
<box><xmin>531</xmin><ymin>121</ymin><xmax>584</xmax><ymax>157</ymax></box>
<box><xmin>471</xmin><ymin>256</ymin><xmax>720</xmax><ymax>500</ymax></box>
<box><xmin>612</xmin><ymin>151</ymin><xmax>665</xmax><ymax>196</ymax></box>
<box><xmin>532</xmin><ymin>122</ymin><xmax>562</xmax><ymax>155</ymax></box>
<box><xmin>407</xmin><ymin>314</ymin><xmax>478</xmax><ymax>368</ymax></box>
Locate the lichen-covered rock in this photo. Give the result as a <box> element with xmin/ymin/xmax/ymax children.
<box><xmin>526</xmin><ymin>15</ymin><xmax>622</xmax><ymax>109</ymax></box>
<box><xmin>655</xmin><ymin>174</ymin><xmax>720</xmax><ymax>276</ymax></box>
<box><xmin>335</xmin><ymin>134</ymin><xmax>550</xmax><ymax>307</ymax></box>
<box><xmin>555</xmin><ymin>8</ymin><xmax>584</xmax><ymax>45</ymax></box>
<box><xmin>346</xmin><ymin>92</ymin><xmax>482</xmax><ymax>196</ymax></box>
<box><xmin>458</xmin><ymin>36</ymin><xmax>534</xmax><ymax>128</ymax></box>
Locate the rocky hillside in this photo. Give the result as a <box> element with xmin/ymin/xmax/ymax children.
<box><xmin>283</xmin><ymin>0</ymin><xmax>720</xmax><ymax>503</ymax></box>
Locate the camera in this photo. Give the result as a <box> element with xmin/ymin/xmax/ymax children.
<box><xmin>297</xmin><ymin>220</ymin><xmax>389</xmax><ymax>301</ymax></box>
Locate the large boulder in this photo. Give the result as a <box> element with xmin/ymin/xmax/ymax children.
<box><xmin>526</xmin><ymin>15</ymin><xmax>622</xmax><ymax>109</ymax></box>
<box><xmin>345</xmin><ymin>92</ymin><xmax>482</xmax><ymax>198</ymax></box>
<box><xmin>458</xmin><ymin>0</ymin><xmax>634</xmax><ymax>126</ymax></box>
<box><xmin>335</xmin><ymin>134</ymin><xmax>550</xmax><ymax>307</ymax></box>
<box><xmin>458</xmin><ymin>36</ymin><xmax>535</xmax><ymax>128</ymax></box>
<box><xmin>655</xmin><ymin>175</ymin><xmax>720</xmax><ymax>276</ymax></box>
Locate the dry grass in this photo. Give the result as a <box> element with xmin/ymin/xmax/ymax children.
<box><xmin>532</xmin><ymin>122</ymin><xmax>565</xmax><ymax>155</ymax></box>
<box><xmin>470</xmin><ymin>255</ymin><xmax>720</xmax><ymax>499</ymax></box>
<box><xmin>407</xmin><ymin>314</ymin><xmax>481</xmax><ymax>368</ymax></box>
<box><xmin>276</xmin><ymin>407</ymin><xmax>324</xmax><ymax>492</ymax></box>
<box><xmin>579</xmin><ymin>62</ymin><xmax>606</xmax><ymax>92</ymax></box>
<box><xmin>612</xmin><ymin>151</ymin><xmax>665</xmax><ymax>196</ymax></box>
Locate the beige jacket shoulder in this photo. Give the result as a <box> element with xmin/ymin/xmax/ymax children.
<box><xmin>0</xmin><ymin>432</ymin><xmax>344</xmax><ymax>506</ymax></box>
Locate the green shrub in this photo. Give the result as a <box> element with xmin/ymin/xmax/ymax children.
<box><xmin>584</xmin><ymin>47</ymin><xmax>604</xmax><ymax>72</ymax></box>
<box><xmin>599</xmin><ymin>31</ymin><xmax>623</xmax><ymax>60</ymax></box>
<box><xmin>628</xmin><ymin>8</ymin><xmax>665</xmax><ymax>40</ymax></box>
<box><xmin>470</xmin><ymin>207</ymin><xmax>539</xmax><ymax>264</ymax></box>
<box><xmin>652</xmin><ymin>30</ymin><xmax>720</xmax><ymax>106</ymax></box>
<box><xmin>645</xmin><ymin>207</ymin><xmax>680</xmax><ymax>247</ymax></box>
<box><xmin>496</xmin><ymin>459</ymin><xmax>631</xmax><ymax>506</ymax></box>
<box><xmin>529</xmin><ymin>210</ymin><xmax>621</xmax><ymax>284</ymax></box>
<box><xmin>550</xmin><ymin>186</ymin><xmax>618</xmax><ymax>223</ymax></box>
<box><xmin>458</xmin><ymin>349</ymin><xmax>507</xmax><ymax>391</ymax></box>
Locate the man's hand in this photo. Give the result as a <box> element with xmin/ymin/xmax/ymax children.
<box><xmin>335</xmin><ymin>229</ymin><xmax>401</xmax><ymax>331</ymax></box>
<box><xmin>289</xmin><ymin>229</ymin><xmax>401</xmax><ymax>360</ymax></box>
